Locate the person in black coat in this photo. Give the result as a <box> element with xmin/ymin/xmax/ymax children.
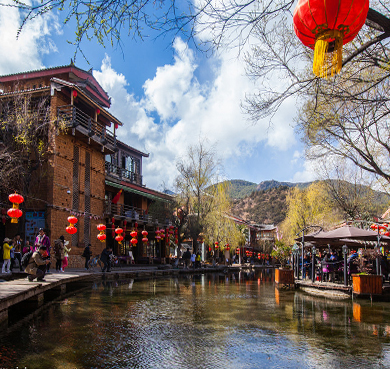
<box><xmin>100</xmin><ymin>247</ymin><xmax>112</xmax><ymax>272</ymax></box>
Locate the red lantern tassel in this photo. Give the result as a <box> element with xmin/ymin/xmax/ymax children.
<box><xmin>313</xmin><ymin>30</ymin><xmax>343</xmax><ymax>78</ymax></box>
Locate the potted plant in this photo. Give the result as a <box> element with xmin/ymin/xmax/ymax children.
<box><xmin>271</xmin><ymin>241</ymin><xmax>294</xmax><ymax>285</ymax></box>
<box><xmin>352</xmin><ymin>248</ymin><xmax>383</xmax><ymax>295</ymax></box>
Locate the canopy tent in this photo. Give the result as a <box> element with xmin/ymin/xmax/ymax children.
<box><xmin>295</xmin><ymin>226</ymin><xmax>390</xmax><ymax>245</ymax></box>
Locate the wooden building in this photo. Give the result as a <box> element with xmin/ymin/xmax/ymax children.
<box><xmin>0</xmin><ymin>63</ymin><xmax>173</xmax><ymax>266</ymax></box>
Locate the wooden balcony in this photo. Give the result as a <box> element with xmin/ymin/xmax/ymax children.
<box><xmin>105</xmin><ymin>162</ymin><xmax>143</xmax><ymax>186</ymax></box>
<box><xmin>104</xmin><ymin>201</ymin><xmax>169</xmax><ymax>226</ymax></box>
<box><xmin>57</xmin><ymin>105</ymin><xmax>116</xmax><ymax>152</ymax></box>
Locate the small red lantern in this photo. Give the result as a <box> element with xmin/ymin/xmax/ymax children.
<box><xmin>142</xmin><ymin>237</ymin><xmax>148</xmax><ymax>243</ymax></box>
<box><xmin>96</xmin><ymin>108</ymin><xmax>100</xmax><ymax>115</ymax></box>
<box><xmin>130</xmin><ymin>230</ymin><xmax>138</xmax><ymax>238</ymax></box>
<box><xmin>115</xmin><ymin>123</ymin><xmax>119</xmax><ymax>129</ymax></box>
<box><xmin>226</xmin><ymin>243</ymin><xmax>230</xmax><ymax>251</ymax></box>
<box><xmin>98</xmin><ymin>233</ymin><xmax>107</xmax><ymax>241</ymax></box>
<box><xmin>72</xmin><ymin>90</ymin><xmax>77</xmax><ymax>98</ymax></box>
<box><xmin>115</xmin><ymin>227</ymin><xmax>123</xmax><ymax>234</ymax></box>
<box><xmin>97</xmin><ymin>224</ymin><xmax>106</xmax><ymax>232</ymax></box>
<box><xmin>8</xmin><ymin>192</ymin><xmax>24</xmax><ymax>223</ymax></box>
<box><xmin>215</xmin><ymin>241</ymin><xmax>219</xmax><ymax>249</ymax></box>
<box><xmin>208</xmin><ymin>247</ymin><xmax>211</xmax><ymax>252</ymax></box>
<box><xmin>293</xmin><ymin>0</ymin><xmax>369</xmax><ymax>78</ymax></box>
<box><xmin>130</xmin><ymin>238</ymin><xmax>138</xmax><ymax>245</ymax></box>
<box><xmin>115</xmin><ymin>235</ymin><xmax>124</xmax><ymax>243</ymax></box>
<box><xmin>68</xmin><ymin>216</ymin><xmax>78</xmax><ymax>225</ymax></box>
<box><xmin>141</xmin><ymin>230</ymin><xmax>148</xmax><ymax>237</ymax></box>
<box><xmin>66</xmin><ymin>226</ymin><xmax>77</xmax><ymax>235</ymax></box>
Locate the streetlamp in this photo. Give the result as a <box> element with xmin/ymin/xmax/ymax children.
<box><xmin>311</xmin><ymin>245</ymin><xmax>316</xmax><ymax>283</ymax></box>
<box><xmin>296</xmin><ymin>226</ymin><xmax>323</xmax><ymax>280</ymax></box>
<box><xmin>342</xmin><ymin>244</ymin><xmax>349</xmax><ymax>286</ymax></box>
<box><xmin>292</xmin><ymin>243</ymin><xmax>299</xmax><ymax>278</ymax></box>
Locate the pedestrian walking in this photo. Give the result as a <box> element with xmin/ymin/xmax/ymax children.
<box><xmin>182</xmin><ymin>248</ymin><xmax>191</xmax><ymax>269</ymax></box>
<box><xmin>54</xmin><ymin>235</ymin><xmax>65</xmax><ymax>272</ymax></box>
<box><xmin>191</xmin><ymin>252</ymin><xmax>196</xmax><ymax>269</ymax></box>
<box><xmin>100</xmin><ymin>246</ymin><xmax>112</xmax><ymax>272</ymax></box>
<box><xmin>13</xmin><ymin>235</ymin><xmax>23</xmax><ymax>271</ymax></box>
<box><xmin>62</xmin><ymin>241</ymin><xmax>71</xmax><ymax>271</ymax></box>
<box><xmin>34</xmin><ymin>228</ymin><xmax>51</xmax><ymax>273</ymax></box>
<box><xmin>82</xmin><ymin>244</ymin><xmax>92</xmax><ymax>270</ymax></box>
<box><xmin>2</xmin><ymin>238</ymin><xmax>13</xmax><ymax>274</ymax></box>
<box><xmin>25</xmin><ymin>245</ymin><xmax>50</xmax><ymax>282</ymax></box>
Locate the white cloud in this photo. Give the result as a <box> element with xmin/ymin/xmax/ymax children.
<box><xmin>94</xmin><ymin>36</ymin><xmax>299</xmax><ymax>190</ymax></box>
<box><xmin>0</xmin><ymin>0</ymin><xmax>59</xmax><ymax>75</ymax></box>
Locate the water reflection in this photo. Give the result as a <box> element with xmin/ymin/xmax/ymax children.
<box><xmin>1</xmin><ymin>270</ymin><xmax>390</xmax><ymax>368</ymax></box>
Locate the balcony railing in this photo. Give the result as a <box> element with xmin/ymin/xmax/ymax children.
<box><xmin>105</xmin><ymin>162</ymin><xmax>143</xmax><ymax>186</ymax></box>
<box><xmin>105</xmin><ymin>201</ymin><xmax>169</xmax><ymax>225</ymax></box>
<box><xmin>57</xmin><ymin>105</ymin><xmax>116</xmax><ymax>147</ymax></box>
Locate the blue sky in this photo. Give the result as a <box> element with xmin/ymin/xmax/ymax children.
<box><xmin>0</xmin><ymin>0</ymin><xmax>317</xmax><ymax>191</ymax></box>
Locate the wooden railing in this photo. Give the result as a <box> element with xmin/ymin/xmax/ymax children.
<box><xmin>57</xmin><ymin>105</ymin><xmax>116</xmax><ymax>147</ymax></box>
<box><xmin>104</xmin><ymin>201</ymin><xmax>168</xmax><ymax>225</ymax></box>
<box><xmin>105</xmin><ymin>162</ymin><xmax>143</xmax><ymax>186</ymax></box>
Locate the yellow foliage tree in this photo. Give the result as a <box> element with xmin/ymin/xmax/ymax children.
<box><xmin>280</xmin><ymin>182</ymin><xmax>342</xmax><ymax>245</ymax></box>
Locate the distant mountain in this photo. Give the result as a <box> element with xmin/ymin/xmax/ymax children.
<box><xmin>232</xmin><ymin>185</ymin><xmax>290</xmax><ymax>225</ymax></box>
<box><xmin>226</xmin><ymin>179</ymin><xmax>258</xmax><ymax>199</ymax></box>
<box><xmin>228</xmin><ymin>179</ymin><xmax>390</xmax><ymax>226</ymax></box>
<box><xmin>256</xmin><ymin>180</ymin><xmax>312</xmax><ymax>192</ymax></box>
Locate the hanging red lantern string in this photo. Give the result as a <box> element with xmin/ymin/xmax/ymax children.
<box><xmin>155</xmin><ymin>228</ymin><xmax>161</xmax><ymax>240</ymax></box>
<box><xmin>97</xmin><ymin>224</ymin><xmax>106</xmax><ymax>242</ymax></box>
<box><xmin>215</xmin><ymin>241</ymin><xmax>219</xmax><ymax>249</ymax></box>
<box><xmin>66</xmin><ymin>215</ymin><xmax>78</xmax><ymax>235</ymax></box>
<box><xmin>130</xmin><ymin>229</ymin><xmax>138</xmax><ymax>246</ymax></box>
<box><xmin>141</xmin><ymin>229</ymin><xmax>148</xmax><ymax>244</ymax></box>
<box><xmin>226</xmin><ymin>243</ymin><xmax>230</xmax><ymax>251</ymax></box>
<box><xmin>115</xmin><ymin>227</ymin><xmax>124</xmax><ymax>245</ymax></box>
<box><xmin>293</xmin><ymin>0</ymin><xmax>369</xmax><ymax>78</ymax></box>
<box><xmin>7</xmin><ymin>193</ymin><xmax>24</xmax><ymax>224</ymax></box>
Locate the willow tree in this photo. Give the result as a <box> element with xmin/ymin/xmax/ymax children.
<box><xmin>279</xmin><ymin>182</ymin><xmax>341</xmax><ymax>246</ymax></box>
<box><xmin>203</xmin><ymin>181</ymin><xmax>244</xmax><ymax>253</ymax></box>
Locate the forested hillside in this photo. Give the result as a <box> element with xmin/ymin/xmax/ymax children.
<box><xmin>231</xmin><ymin>185</ymin><xmax>290</xmax><ymax>225</ymax></box>
<box><xmin>228</xmin><ymin>180</ymin><xmax>390</xmax><ymax>226</ymax></box>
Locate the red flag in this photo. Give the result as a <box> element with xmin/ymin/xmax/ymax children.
<box><xmin>112</xmin><ymin>189</ymin><xmax>123</xmax><ymax>204</ymax></box>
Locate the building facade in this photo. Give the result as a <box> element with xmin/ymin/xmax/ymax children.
<box><xmin>0</xmin><ymin>63</ymin><xmax>172</xmax><ymax>266</ymax></box>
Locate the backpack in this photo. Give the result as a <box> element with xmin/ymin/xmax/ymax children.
<box><xmin>21</xmin><ymin>250</ymin><xmax>33</xmax><ymax>269</ymax></box>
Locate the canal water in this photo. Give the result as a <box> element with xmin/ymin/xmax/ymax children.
<box><xmin>1</xmin><ymin>269</ymin><xmax>390</xmax><ymax>368</ymax></box>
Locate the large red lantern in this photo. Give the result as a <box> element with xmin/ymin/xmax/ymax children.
<box><xmin>293</xmin><ymin>0</ymin><xmax>369</xmax><ymax>78</ymax></box>
<box><xmin>7</xmin><ymin>192</ymin><xmax>24</xmax><ymax>223</ymax></box>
